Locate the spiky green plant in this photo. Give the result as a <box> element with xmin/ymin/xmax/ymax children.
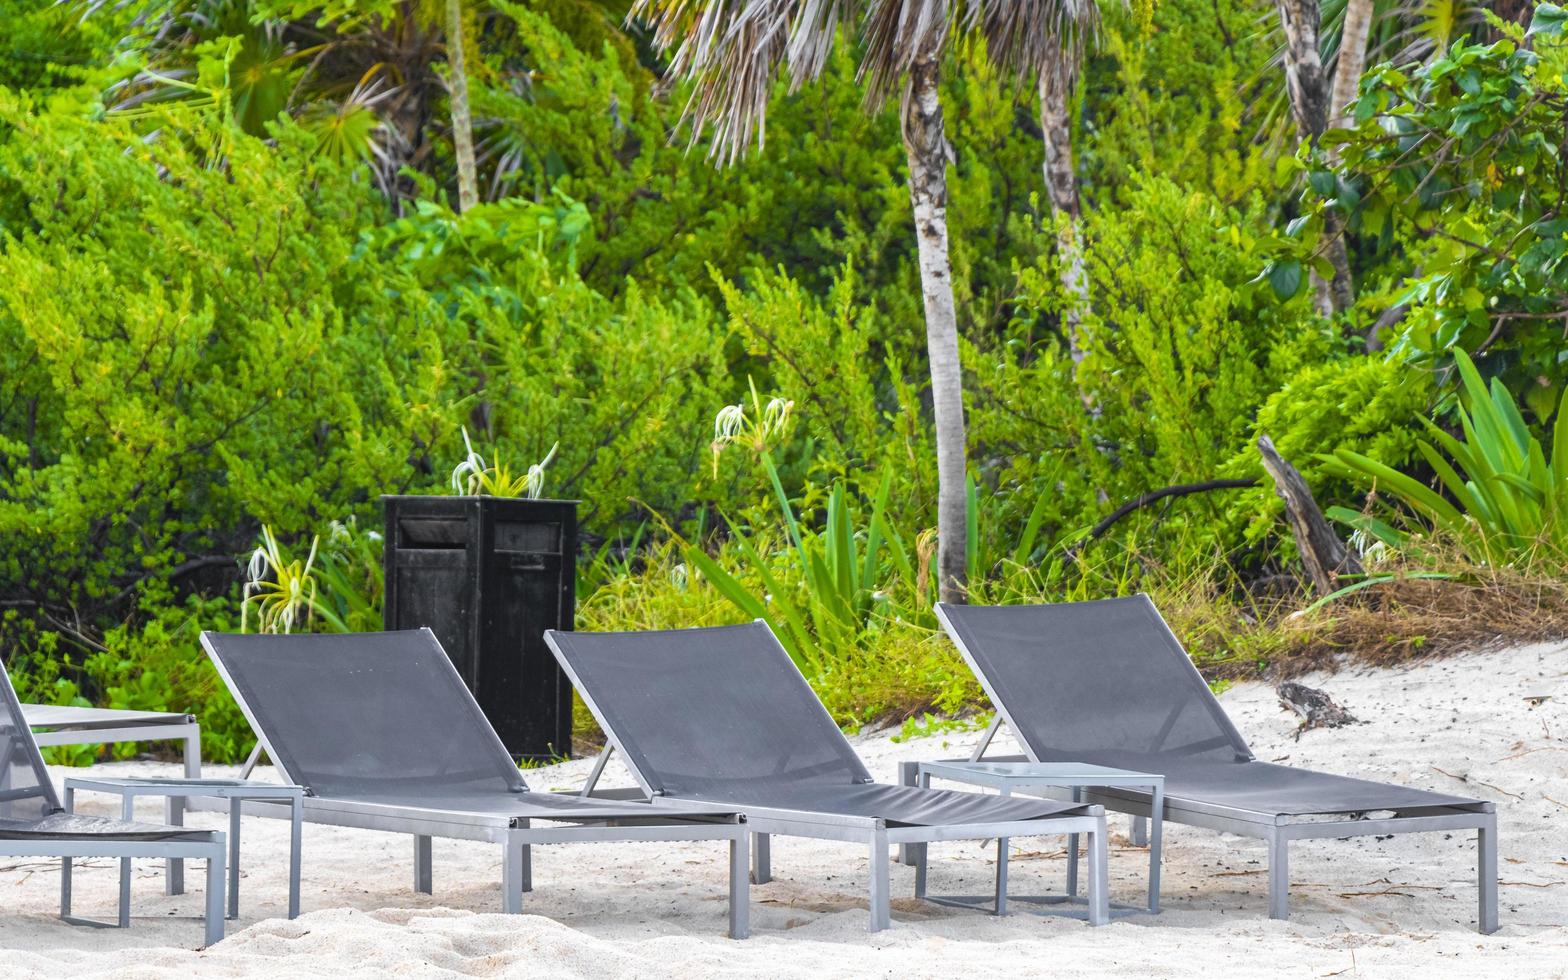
<box><xmin>450</xmin><ymin>427</ymin><xmax>558</xmax><ymax>498</ymax></box>
<box><xmin>1324</xmin><ymin>351</ymin><xmax>1568</xmax><ymax>564</ymax></box>
<box><xmin>692</xmin><ymin>390</ymin><xmax>913</xmax><ymax>672</ymax></box>
<box><xmin>685</xmin><ymin>469</ymin><xmax>913</xmax><ymax>674</ymax></box>
<box><xmin>312</xmin><ymin>517</ymin><xmax>385</xmax><ymax>632</ymax></box>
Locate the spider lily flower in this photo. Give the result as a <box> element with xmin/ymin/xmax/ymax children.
<box><xmin>713</xmin><ymin>403</ymin><xmax>746</xmax><ymax>442</ymax></box>
<box><xmin>524</xmin><ymin>443</ymin><xmax>559</xmax><ymax>500</ymax></box>
<box><xmin>760</xmin><ymin>397</ymin><xmax>794</xmax><ymax>440</ymax></box>
<box><xmin>708</xmin><ymin>383</ymin><xmax>795</xmax><ymax>476</ymax></box>
<box><xmin>451</xmin><ymin>426</ymin><xmax>489</xmax><ymax>494</ymax></box>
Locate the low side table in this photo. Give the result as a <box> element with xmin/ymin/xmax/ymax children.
<box><xmin>64</xmin><ymin>776</ymin><xmax>303</xmax><ymax>921</ymax></box>
<box><xmin>916</xmin><ymin>760</ymin><xmax>1163</xmax><ymax>914</ymax></box>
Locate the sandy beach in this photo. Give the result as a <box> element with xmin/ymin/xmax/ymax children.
<box><xmin>4</xmin><ymin>641</ymin><xmax>1565</xmax><ymax>978</ymax></box>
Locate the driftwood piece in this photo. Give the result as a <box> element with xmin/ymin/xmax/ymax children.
<box><xmin>1257</xmin><ymin>433</ymin><xmax>1362</xmax><ymax>596</ymax></box>
<box><xmin>1067</xmin><ymin>478</ymin><xmax>1257</xmax><ymax>560</ymax></box>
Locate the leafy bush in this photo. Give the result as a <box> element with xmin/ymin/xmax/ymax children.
<box><xmin>1318</xmin><ymin>10</ymin><xmax>1568</xmax><ymax>405</ymax></box>
<box><xmin>5</xmin><ymin>0</ymin><xmax>1566</xmax><ymax>752</ymax></box>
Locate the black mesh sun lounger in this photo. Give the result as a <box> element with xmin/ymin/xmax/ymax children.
<box><xmin>934</xmin><ymin>595</ymin><xmax>1499</xmax><ymax>932</ymax></box>
<box><xmin>200</xmin><ymin>629</ymin><xmax>749</xmax><ymax>937</ymax></box>
<box><xmin>545</xmin><ymin>622</ymin><xmax>1111</xmax><ymax>932</ymax></box>
<box><xmin>2</xmin><ymin>658</ymin><xmax>225</xmax><ymax>946</ymax></box>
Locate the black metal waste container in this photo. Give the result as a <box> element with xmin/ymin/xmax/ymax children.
<box><xmin>382</xmin><ymin>495</ymin><xmax>576</xmax><ymax>759</ymax></box>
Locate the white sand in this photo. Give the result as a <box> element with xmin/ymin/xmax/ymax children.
<box><xmin>4</xmin><ymin>642</ymin><xmax>1566</xmax><ymax>977</ymax></box>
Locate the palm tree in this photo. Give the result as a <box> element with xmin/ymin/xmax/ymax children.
<box><xmin>1328</xmin><ymin>0</ymin><xmax>1373</xmax><ymax>133</ymax></box>
<box><xmin>1269</xmin><ymin>0</ymin><xmax>1505</xmax><ymax>317</ymax></box>
<box><xmin>633</xmin><ymin>0</ymin><xmax>970</xmax><ymax>602</ymax></box>
<box><xmin>98</xmin><ymin>0</ymin><xmax>635</xmax><ymax>210</ymax></box>
<box><xmin>1274</xmin><ymin>0</ymin><xmax>1355</xmax><ymax>316</ymax></box>
<box><xmin>446</xmin><ymin>0</ymin><xmax>478</xmax><ymax>210</ymax></box>
<box><xmin>966</xmin><ymin>0</ymin><xmax>1103</xmax><ymax>375</ymax></box>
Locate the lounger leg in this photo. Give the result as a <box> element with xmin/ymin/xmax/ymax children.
<box><xmin>1478</xmin><ymin>813</ymin><xmax>1498</xmax><ymax>934</ymax></box>
<box><xmin>288</xmin><ymin>796</ymin><xmax>303</xmax><ymax>919</ymax></box>
<box><xmin>204</xmin><ymin>844</ymin><xmax>226</xmax><ymax>947</ymax></box>
<box><xmin>166</xmin><ymin>805</ymin><xmax>185</xmax><ymax>897</ymax></box>
<box><xmin>994</xmin><ymin>837</ymin><xmax>1010</xmax><ymax>916</ymax></box>
<box><xmin>729</xmin><ymin>830</ymin><xmax>750</xmax><ymax>939</ymax></box>
<box><xmin>868</xmin><ymin>829</ymin><xmax>891</xmax><ymax>933</ymax></box>
<box><xmin>227</xmin><ymin>799</ymin><xmax>242</xmax><ymax>919</ymax></box>
<box><xmin>184</xmin><ymin>724</ymin><xmax>202</xmax><ymax>778</ymax></box>
<box><xmin>897</xmin><ymin>762</ymin><xmax>920</xmax><ymax>865</ymax></box>
<box><xmin>1130</xmin><ymin>815</ymin><xmax>1148</xmax><ymax>847</ymax></box>
<box><xmin>906</xmin><ymin>767</ymin><xmax>930</xmax><ymax>883</ymax></box>
<box><xmin>518</xmin><ymin>819</ymin><xmax>532</xmax><ymax>893</ymax></box>
<box><xmin>1086</xmin><ymin>817</ymin><xmax>1110</xmax><ymax>927</ymax></box>
<box><xmin>1066</xmin><ymin>786</ymin><xmax>1081</xmax><ymax>898</ymax></box>
<box><xmin>166</xmin><ymin>796</ymin><xmax>185</xmax><ymax>897</ymax></box>
<box><xmin>60</xmin><ymin>787</ymin><xmax>73</xmax><ymax>920</ymax></box>
<box><xmin>751</xmin><ymin>833</ymin><xmax>771</xmax><ymax>885</ymax></box>
<box><xmin>119</xmin><ymin>795</ymin><xmax>134</xmax><ymax>928</ymax></box>
<box><xmin>1148</xmin><ymin>784</ymin><xmax>1164</xmax><ymax>914</ymax></box>
<box><xmin>413</xmin><ymin>835</ymin><xmax>433</xmax><ymax>895</ymax></box>
<box><xmin>170</xmin><ymin>722</ymin><xmax>198</xmax><ymax>896</ymax></box>
<box><xmin>1267</xmin><ymin>831</ymin><xmax>1289</xmax><ymax>920</ymax></box>
<box><xmin>994</xmin><ymin>785</ymin><xmax>1011</xmax><ymax>916</ymax></box>
<box><xmin>60</xmin><ymin>855</ymin><xmax>72</xmax><ymax>919</ymax></box>
<box><xmin>501</xmin><ymin>840</ymin><xmax>525</xmax><ymax>914</ymax></box>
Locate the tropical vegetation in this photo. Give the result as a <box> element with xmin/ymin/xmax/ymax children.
<box><xmin>2</xmin><ymin>0</ymin><xmax>1565</xmax><ymax>759</ymax></box>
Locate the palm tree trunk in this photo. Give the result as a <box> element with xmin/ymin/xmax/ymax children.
<box><xmin>446</xmin><ymin>0</ymin><xmax>477</xmax><ymax>212</ymax></box>
<box><xmin>904</xmin><ymin>47</ymin><xmax>968</xmax><ymax>605</ymax></box>
<box><xmin>1038</xmin><ymin>56</ymin><xmax>1091</xmax><ymax>370</ymax></box>
<box><xmin>1333</xmin><ymin>0</ymin><xmax>1377</xmax><ymax>348</ymax></box>
<box><xmin>1329</xmin><ymin>0</ymin><xmax>1374</xmax><ymax>133</ymax></box>
<box><xmin>1274</xmin><ymin>0</ymin><xmax>1353</xmax><ymax>316</ymax></box>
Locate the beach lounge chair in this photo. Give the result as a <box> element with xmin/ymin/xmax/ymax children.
<box><xmin>545</xmin><ymin>622</ymin><xmax>1112</xmax><ymax>932</ymax></box>
<box><xmin>23</xmin><ymin>702</ymin><xmax>205</xmax><ymax>894</ymax></box>
<box><xmin>200</xmin><ymin>629</ymin><xmax>751</xmax><ymax>937</ymax></box>
<box><xmin>1</xmin><ymin>659</ymin><xmax>226</xmax><ymax>946</ymax></box>
<box><xmin>933</xmin><ymin>595</ymin><xmax>1499</xmax><ymax>932</ymax></box>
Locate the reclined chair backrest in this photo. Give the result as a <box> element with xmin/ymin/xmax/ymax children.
<box><xmin>202</xmin><ymin>630</ymin><xmax>528</xmax><ymax>801</ymax></box>
<box><xmin>0</xmin><ymin>659</ymin><xmax>61</xmax><ymax>822</ymax></box>
<box><xmin>546</xmin><ymin>622</ymin><xmax>872</xmax><ymax>800</ymax></box>
<box><xmin>936</xmin><ymin>595</ymin><xmax>1253</xmax><ymax>765</ymax></box>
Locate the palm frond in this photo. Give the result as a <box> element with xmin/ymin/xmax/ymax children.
<box><xmin>632</xmin><ymin>0</ymin><xmax>800</xmax><ymax>163</ymax></box>
<box><xmin>784</xmin><ymin>0</ymin><xmax>857</xmax><ymax>85</ymax></box>
<box><xmin>858</xmin><ymin>0</ymin><xmax>949</xmax><ymax>108</ymax></box>
<box><xmin>964</xmin><ymin>0</ymin><xmax>1104</xmax><ymax>86</ymax></box>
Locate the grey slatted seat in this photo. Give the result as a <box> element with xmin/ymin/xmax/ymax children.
<box><xmin>935</xmin><ymin>595</ymin><xmax>1499</xmax><ymax>932</ymax></box>
<box><xmin>200</xmin><ymin>629</ymin><xmax>750</xmax><ymax>937</ymax></box>
<box><xmin>0</xmin><ymin>657</ymin><xmax>225</xmax><ymax>945</ymax></box>
<box><xmin>546</xmin><ymin>621</ymin><xmax>1112</xmax><ymax>932</ymax></box>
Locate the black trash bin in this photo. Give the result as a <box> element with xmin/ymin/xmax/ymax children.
<box><xmin>381</xmin><ymin>495</ymin><xmax>576</xmax><ymax>760</ymax></box>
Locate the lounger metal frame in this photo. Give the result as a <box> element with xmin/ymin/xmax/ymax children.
<box><xmin>24</xmin><ymin>703</ymin><xmax>203</xmax><ymax>895</ymax></box>
<box><xmin>3</xmin><ymin>678</ymin><xmax>225</xmax><ymax>945</ymax></box>
<box><xmin>24</xmin><ymin>704</ymin><xmax>202</xmax><ymax>778</ymax></box>
<box><xmin>4</xmin><ymin>834</ymin><xmax>227</xmax><ymax>946</ymax></box>
<box><xmin>934</xmin><ymin>602</ymin><xmax>1500</xmax><ymax>933</ymax></box>
<box><xmin>550</xmin><ymin>632</ymin><xmax>1112</xmax><ymax>933</ymax></box>
<box><xmin>197</xmin><ymin>631</ymin><xmax>751</xmax><ymax>938</ymax></box>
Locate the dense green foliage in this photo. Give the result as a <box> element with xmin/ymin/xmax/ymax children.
<box><xmin>1</xmin><ymin>0</ymin><xmax>1565</xmax><ymax>758</ymax></box>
